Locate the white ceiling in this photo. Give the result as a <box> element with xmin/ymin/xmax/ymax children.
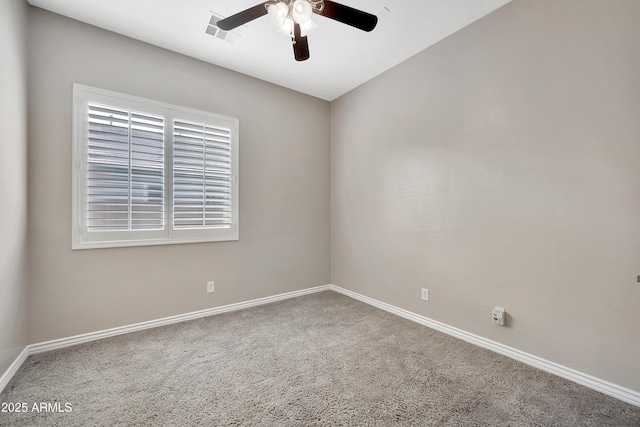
<box><xmin>27</xmin><ymin>0</ymin><xmax>511</xmax><ymax>101</ymax></box>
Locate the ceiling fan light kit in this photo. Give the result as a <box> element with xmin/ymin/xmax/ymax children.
<box><xmin>217</xmin><ymin>0</ymin><xmax>378</xmax><ymax>61</ymax></box>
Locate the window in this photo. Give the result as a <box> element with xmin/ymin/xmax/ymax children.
<box><xmin>72</xmin><ymin>85</ymin><xmax>239</xmax><ymax>249</ymax></box>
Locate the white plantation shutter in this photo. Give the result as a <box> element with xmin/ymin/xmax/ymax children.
<box><xmin>86</xmin><ymin>104</ymin><xmax>164</xmax><ymax>231</ymax></box>
<box><xmin>73</xmin><ymin>85</ymin><xmax>239</xmax><ymax>249</ymax></box>
<box><xmin>173</xmin><ymin>119</ymin><xmax>232</xmax><ymax>229</ymax></box>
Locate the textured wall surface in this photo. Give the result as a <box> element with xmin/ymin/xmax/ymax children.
<box><xmin>27</xmin><ymin>8</ymin><xmax>330</xmax><ymax>343</ymax></box>
<box><xmin>331</xmin><ymin>0</ymin><xmax>640</xmax><ymax>391</ymax></box>
<box><xmin>0</xmin><ymin>0</ymin><xmax>29</xmax><ymax>374</ymax></box>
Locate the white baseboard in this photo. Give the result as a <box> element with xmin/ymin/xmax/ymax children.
<box><xmin>2</xmin><ymin>283</ymin><xmax>639</xmax><ymax>408</ymax></box>
<box><xmin>29</xmin><ymin>285</ymin><xmax>331</xmax><ymax>355</ymax></box>
<box><xmin>328</xmin><ymin>284</ymin><xmax>640</xmax><ymax>408</ymax></box>
<box><xmin>1</xmin><ymin>285</ymin><xmax>331</xmax><ymax>392</ymax></box>
<box><xmin>0</xmin><ymin>346</ymin><xmax>29</xmax><ymax>394</ymax></box>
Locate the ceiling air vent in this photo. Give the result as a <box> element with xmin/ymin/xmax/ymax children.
<box><xmin>206</xmin><ymin>13</ymin><xmax>243</xmax><ymax>44</ymax></box>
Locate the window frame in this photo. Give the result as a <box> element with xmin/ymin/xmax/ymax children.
<box><xmin>72</xmin><ymin>84</ymin><xmax>239</xmax><ymax>250</ymax></box>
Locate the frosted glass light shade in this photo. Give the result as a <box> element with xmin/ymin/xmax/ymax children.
<box><xmin>277</xmin><ymin>17</ymin><xmax>294</xmax><ymax>36</ymax></box>
<box><xmin>299</xmin><ymin>19</ymin><xmax>317</xmax><ymax>36</ymax></box>
<box><xmin>268</xmin><ymin>2</ymin><xmax>289</xmax><ymax>27</ymax></box>
<box><xmin>292</xmin><ymin>0</ymin><xmax>313</xmax><ymax>24</ymax></box>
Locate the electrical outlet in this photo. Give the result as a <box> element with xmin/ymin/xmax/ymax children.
<box><xmin>421</xmin><ymin>288</ymin><xmax>428</xmax><ymax>301</ymax></box>
<box><xmin>207</xmin><ymin>281</ymin><xmax>215</xmax><ymax>293</ymax></box>
<box><xmin>492</xmin><ymin>306</ymin><xmax>505</xmax><ymax>326</ymax></box>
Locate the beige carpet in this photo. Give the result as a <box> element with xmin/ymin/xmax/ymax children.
<box><xmin>1</xmin><ymin>291</ymin><xmax>639</xmax><ymax>426</ymax></box>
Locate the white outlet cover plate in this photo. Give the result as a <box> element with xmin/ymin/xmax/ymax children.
<box><xmin>492</xmin><ymin>306</ymin><xmax>505</xmax><ymax>325</ymax></box>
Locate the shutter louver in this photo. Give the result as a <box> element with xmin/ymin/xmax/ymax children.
<box><xmin>173</xmin><ymin>119</ymin><xmax>232</xmax><ymax>229</ymax></box>
<box><xmin>87</xmin><ymin>103</ymin><xmax>164</xmax><ymax>232</ymax></box>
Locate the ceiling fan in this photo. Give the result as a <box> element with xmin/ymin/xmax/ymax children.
<box><xmin>217</xmin><ymin>0</ymin><xmax>378</xmax><ymax>61</ymax></box>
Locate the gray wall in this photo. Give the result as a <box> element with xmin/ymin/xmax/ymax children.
<box><xmin>0</xmin><ymin>0</ymin><xmax>29</xmax><ymax>374</ymax></box>
<box><xmin>331</xmin><ymin>0</ymin><xmax>640</xmax><ymax>391</ymax></box>
<box><xmin>27</xmin><ymin>8</ymin><xmax>330</xmax><ymax>343</ymax></box>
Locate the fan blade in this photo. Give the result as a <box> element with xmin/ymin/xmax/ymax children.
<box><xmin>318</xmin><ymin>0</ymin><xmax>377</xmax><ymax>32</ymax></box>
<box><xmin>292</xmin><ymin>23</ymin><xmax>310</xmax><ymax>61</ymax></box>
<box><xmin>217</xmin><ymin>2</ymin><xmax>269</xmax><ymax>31</ymax></box>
